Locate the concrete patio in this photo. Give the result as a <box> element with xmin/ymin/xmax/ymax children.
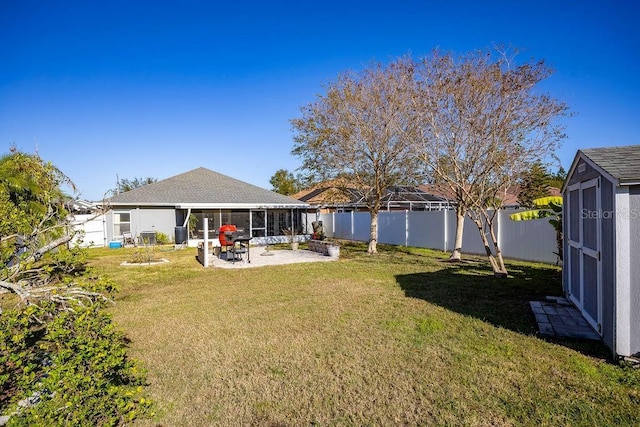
<box><xmin>530</xmin><ymin>296</ymin><xmax>601</xmax><ymax>341</ymax></box>
<box><xmin>203</xmin><ymin>245</ymin><xmax>339</xmax><ymax>269</ymax></box>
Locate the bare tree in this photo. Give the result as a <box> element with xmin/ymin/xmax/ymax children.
<box><xmin>291</xmin><ymin>58</ymin><xmax>423</xmax><ymax>253</ymax></box>
<box><xmin>411</xmin><ymin>48</ymin><xmax>569</xmax><ymax>275</ymax></box>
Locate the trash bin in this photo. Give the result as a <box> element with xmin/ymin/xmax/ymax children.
<box><xmin>175</xmin><ymin>226</ymin><xmax>187</xmax><ymax>244</ymax></box>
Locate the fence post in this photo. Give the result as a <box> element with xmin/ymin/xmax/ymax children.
<box><xmin>351</xmin><ymin>211</ymin><xmax>355</xmax><ymax>240</ymax></box>
<box><xmin>443</xmin><ymin>210</ymin><xmax>447</xmax><ymax>252</ymax></box>
<box><xmin>332</xmin><ymin>212</ymin><xmax>335</xmax><ymax>238</ymax></box>
<box><xmin>405</xmin><ymin>210</ymin><xmax>409</xmax><ymax>247</ymax></box>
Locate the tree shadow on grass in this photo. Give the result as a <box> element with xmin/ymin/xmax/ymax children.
<box><xmin>395</xmin><ymin>261</ymin><xmax>612</xmax><ymax>360</ymax></box>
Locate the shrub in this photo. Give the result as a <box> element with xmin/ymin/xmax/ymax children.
<box><xmin>0</xmin><ymin>275</ymin><xmax>153</xmax><ymax>425</ymax></box>
<box><xmin>155</xmin><ymin>232</ymin><xmax>170</xmax><ymax>245</ymax></box>
<box><xmin>127</xmin><ymin>246</ymin><xmax>160</xmax><ymax>264</ymax></box>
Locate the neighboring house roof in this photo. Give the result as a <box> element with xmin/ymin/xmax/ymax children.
<box><xmin>293</xmin><ymin>186</ymin><xmax>360</xmax><ymax>205</ymax></box>
<box><xmin>381</xmin><ymin>185</ymin><xmax>450</xmax><ymax>204</ymax></box>
<box><xmin>418</xmin><ymin>184</ymin><xmax>454</xmax><ymax>201</ymax></box>
<box><xmin>290</xmin><ymin>178</ymin><xmax>356</xmax><ymax>204</ymax></box>
<box><xmin>67</xmin><ymin>199</ymin><xmax>99</xmax><ymax>213</ymax></box>
<box><xmin>580</xmin><ymin>145</ymin><xmax>640</xmax><ymax>185</ymax></box>
<box><xmin>294</xmin><ymin>182</ymin><xmax>451</xmax><ymax>209</ymax></box>
<box><xmin>108</xmin><ymin>167</ymin><xmax>308</xmax><ymax>208</ymax></box>
<box><xmin>419</xmin><ymin>183</ymin><xmax>560</xmax><ymax>208</ymax></box>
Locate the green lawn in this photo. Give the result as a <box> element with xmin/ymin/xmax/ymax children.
<box><xmin>89</xmin><ymin>243</ymin><xmax>640</xmax><ymax>426</ymax></box>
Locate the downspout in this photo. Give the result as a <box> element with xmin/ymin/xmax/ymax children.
<box><xmin>182</xmin><ymin>208</ymin><xmax>192</xmax><ymax>227</ymax></box>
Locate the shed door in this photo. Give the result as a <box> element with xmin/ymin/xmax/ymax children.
<box><xmin>567</xmin><ymin>178</ymin><xmax>602</xmax><ymax>334</ymax></box>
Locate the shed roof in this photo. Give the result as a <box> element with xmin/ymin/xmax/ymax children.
<box><xmin>581</xmin><ymin>145</ymin><xmax>640</xmax><ymax>185</ymax></box>
<box><xmin>108</xmin><ymin>167</ymin><xmax>308</xmax><ymax>208</ymax></box>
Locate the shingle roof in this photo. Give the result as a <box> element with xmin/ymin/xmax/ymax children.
<box><xmin>108</xmin><ymin>167</ymin><xmax>308</xmax><ymax>207</ymax></box>
<box><xmin>581</xmin><ymin>145</ymin><xmax>640</xmax><ymax>184</ymax></box>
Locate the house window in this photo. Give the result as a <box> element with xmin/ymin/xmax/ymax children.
<box><xmin>267</xmin><ymin>210</ymin><xmax>301</xmax><ymax>236</ymax></box>
<box><xmin>251</xmin><ymin>210</ymin><xmax>266</xmax><ymax>237</ymax></box>
<box><xmin>113</xmin><ymin>211</ymin><xmax>131</xmax><ymax>237</ymax></box>
<box><xmin>221</xmin><ymin>210</ymin><xmax>250</xmax><ymax>234</ymax></box>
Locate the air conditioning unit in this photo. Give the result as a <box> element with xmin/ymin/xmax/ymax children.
<box><xmin>139</xmin><ymin>231</ymin><xmax>157</xmax><ymax>245</ymax></box>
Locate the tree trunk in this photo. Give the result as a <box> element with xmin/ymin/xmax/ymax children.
<box><xmin>486</xmin><ymin>215</ymin><xmax>507</xmax><ymax>277</ymax></box>
<box><xmin>449</xmin><ymin>206</ymin><xmax>466</xmax><ymax>261</ymax></box>
<box><xmin>368</xmin><ymin>210</ymin><xmax>378</xmax><ymax>254</ymax></box>
<box><xmin>471</xmin><ymin>215</ymin><xmax>507</xmax><ymax>278</ymax></box>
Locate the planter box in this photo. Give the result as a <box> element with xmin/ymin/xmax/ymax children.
<box><xmin>308</xmin><ymin>240</ymin><xmax>339</xmax><ymax>256</ymax></box>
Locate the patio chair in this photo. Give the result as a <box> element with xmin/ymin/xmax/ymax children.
<box><xmin>122</xmin><ymin>231</ymin><xmax>135</xmax><ymax>246</ymax></box>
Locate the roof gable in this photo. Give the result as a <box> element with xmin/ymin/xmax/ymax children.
<box><xmin>580</xmin><ymin>145</ymin><xmax>640</xmax><ymax>185</ymax></box>
<box><xmin>108</xmin><ymin>167</ymin><xmax>307</xmax><ymax>207</ymax></box>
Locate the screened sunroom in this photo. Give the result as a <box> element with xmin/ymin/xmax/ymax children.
<box><xmin>176</xmin><ymin>207</ymin><xmax>308</xmax><ymax>244</ymax></box>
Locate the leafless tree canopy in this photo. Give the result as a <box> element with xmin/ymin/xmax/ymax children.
<box><xmin>291</xmin><ymin>58</ymin><xmax>424</xmax><ymax>253</ymax></box>
<box><xmin>411</xmin><ymin>48</ymin><xmax>569</xmax><ymax>275</ymax></box>
<box><xmin>291</xmin><ymin>48</ymin><xmax>569</xmax><ymax>269</ymax></box>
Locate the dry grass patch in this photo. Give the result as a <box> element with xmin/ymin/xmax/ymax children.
<box><xmin>87</xmin><ymin>244</ymin><xmax>640</xmax><ymax>426</ymax></box>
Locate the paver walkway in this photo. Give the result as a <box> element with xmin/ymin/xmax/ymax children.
<box><xmin>530</xmin><ymin>296</ymin><xmax>600</xmax><ymax>341</ymax></box>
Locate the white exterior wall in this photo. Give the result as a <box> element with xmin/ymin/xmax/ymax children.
<box><xmin>132</xmin><ymin>208</ymin><xmax>177</xmax><ymax>240</ymax></box>
<box><xmin>105</xmin><ymin>207</ymin><xmax>177</xmax><ymax>243</ymax></box>
<box><xmin>628</xmin><ymin>187</ymin><xmax>640</xmax><ymax>356</ymax></box>
<box><xmin>616</xmin><ymin>187</ymin><xmax>640</xmax><ymax>357</ymax></box>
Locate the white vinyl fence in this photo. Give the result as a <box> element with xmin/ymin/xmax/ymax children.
<box><xmin>305</xmin><ymin>210</ymin><xmax>559</xmax><ymax>264</ymax></box>
<box><xmin>70</xmin><ymin>214</ymin><xmax>107</xmax><ymax>247</ymax></box>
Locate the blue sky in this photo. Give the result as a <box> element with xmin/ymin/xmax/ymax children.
<box><xmin>1</xmin><ymin>1</ymin><xmax>638</xmax><ymax>200</ymax></box>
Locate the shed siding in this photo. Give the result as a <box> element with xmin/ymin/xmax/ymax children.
<box><xmin>600</xmin><ymin>178</ymin><xmax>615</xmax><ymax>351</ymax></box>
<box><xmin>629</xmin><ymin>186</ymin><xmax>640</xmax><ymax>355</ymax></box>
<box><xmin>567</xmin><ymin>159</ymin><xmax>602</xmax><ymax>186</ymax></box>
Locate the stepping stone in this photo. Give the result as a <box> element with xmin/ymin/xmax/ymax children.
<box><xmin>529</xmin><ymin>300</ymin><xmax>602</xmax><ymax>342</ymax></box>
<box><xmin>538</xmin><ymin>322</ymin><xmax>555</xmax><ymax>337</ymax></box>
<box><xmin>529</xmin><ymin>301</ymin><xmax>545</xmax><ymax>314</ymax></box>
<box><xmin>534</xmin><ymin>313</ymin><xmax>549</xmax><ymax>324</ymax></box>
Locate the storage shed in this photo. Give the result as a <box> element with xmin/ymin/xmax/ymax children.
<box><xmin>563</xmin><ymin>145</ymin><xmax>640</xmax><ymax>358</ymax></box>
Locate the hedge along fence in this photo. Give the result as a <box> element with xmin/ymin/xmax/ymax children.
<box><xmin>305</xmin><ymin>209</ymin><xmax>558</xmax><ymax>264</ymax></box>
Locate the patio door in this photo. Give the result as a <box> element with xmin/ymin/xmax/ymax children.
<box><xmin>567</xmin><ymin>178</ymin><xmax>602</xmax><ymax>334</ymax></box>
